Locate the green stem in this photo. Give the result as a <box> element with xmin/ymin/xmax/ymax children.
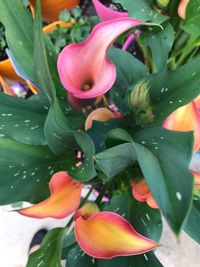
<box><xmin>133</xmin><ymin>32</ymin><xmax>153</xmax><ymax>72</ymax></box>
<box><xmin>102</xmin><ymin>95</ymin><xmax>109</xmax><ymax>109</ymax></box>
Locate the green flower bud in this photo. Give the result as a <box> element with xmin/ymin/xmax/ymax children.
<box><xmin>129</xmin><ymin>81</ymin><xmax>154</xmax><ymax>124</ymax></box>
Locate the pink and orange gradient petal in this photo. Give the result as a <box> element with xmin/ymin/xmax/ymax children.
<box><xmin>85</xmin><ymin>108</ymin><xmax>116</xmax><ymax>130</ymax></box>
<box><xmin>92</xmin><ymin>0</ymin><xmax>128</xmax><ymax>22</ymax></box>
<box><xmin>163</xmin><ymin>100</ymin><xmax>200</xmax><ymax>152</ymax></box>
<box><xmin>130</xmin><ymin>179</ymin><xmax>158</xmax><ymax>209</ymax></box>
<box><xmin>57</xmin><ymin>18</ymin><xmax>142</xmax><ymax>99</ymax></box>
<box><xmin>18</xmin><ymin>171</ymin><xmax>83</xmax><ymax>219</ymax></box>
<box><xmin>130</xmin><ymin>179</ymin><xmax>150</xmax><ymax>202</ymax></box>
<box><xmin>146</xmin><ymin>194</ymin><xmax>159</xmax><ymax>209</ymax></box>
<box><xmin>74</xmin><ymin>209</ymin><xmax>158</xmax><ymax>259</ymax></box>
<box><xmin>178</xmin><ymin>0</ymin><xmax>189</xmax><ymax>19</ymax></box>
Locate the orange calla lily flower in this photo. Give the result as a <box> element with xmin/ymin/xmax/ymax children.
<box><xmin>74</xmin><ymin>203</ymin><xmax>158</xmax><ymax>259</ymax></box>
<box><xmin>130</xmin><ymin>179</ymin><xmax>159</xmax><ymax>209</ymax></box>
<box><xmin>18</xmin><ymin>171</ymin><xmax>83</xmax><ymax>219</ymax></box>
<box><xmin>163</xmin><ymin>97</ymin><xmax>200</xmax><ymax>152</ymax></box>
<box><xmin>178</xmin><ymin>0</ymin><xmax>189</xmax><ymax>19</ymax></box>
<box><xmin>18</xmin><ymin>174</ymin><xmax>158</xmax><ymax>258</ymax></box>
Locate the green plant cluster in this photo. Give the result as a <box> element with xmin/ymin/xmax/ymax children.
<box><xmin>49</xmin><ymin>6</ymin><xmax>98</xmax><ymax>53</ymax></box>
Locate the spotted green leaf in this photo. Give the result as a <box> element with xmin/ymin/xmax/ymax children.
<box><xmin>27</xmin><ymin>228</ymin><xmax>65</xmax><ymax>267</ymax></box>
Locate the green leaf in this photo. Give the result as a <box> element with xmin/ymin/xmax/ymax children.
<box><xmin>88</xmin><ymin>120</ymin><xmax>120</xmax><ymax>153</ymax></box>
<box><xmin>66</xmin><ymin>245</ymin><xmax>163</xmax><ymax>267</ymax></box>
<box><xmin>184</xmin><ymin>196</ymin><xmax>200</xmax><ymax>244</ymax></box>
<box><xmin>140</xmin><ymin>56</ymin><xmax>200</xmax><ymax>126</ymax></box>
<box><xmin>0</xmin><ymin>136</ymin><xmax>67</xmax><ymax>205</ymax></box>
<box><xmin>141</xmin><ymin>21</ymin><xmax>174</xmax><ymax>72</ymax></box>
<box><xmin>182</xmin><ymin>0</ymin><xmax>200</xmax><ymax>35</ymax></box>
<box><xmin>133</xmin><ymin>127</ymin><xmax>194</xmax><ymax>234</ymax></box>
<box><xmin>0</xmin><ymin>93</ymin><xmax>48</xmax><ymax>145</ymax></box>
<box><xmin>100</xmin><ymin>127</ymin><xmax>194</xmax><ymax>233</ymax></box>
<box><xmin>68</xmin><ymin>131</ymin><xmax>97</xmax><ymax>181</ymax></box>
<box><xmin>108</xmin><ymin>48</ymin><xmax>149</xmax><ymax>114</ymax></box>
<box><xmin>44</xmin><ymin>99</ymin><xmax>74</xmax><ymax>155</ymax></box>
<box><xmin>95</xmin><ymin>143</ymin><xmax>137</xmax><ymax>179</ymax></box>
<box><xmin>33</xmin><ymin>0</ymin><xmax>56</xmax><ymax>101</ymax></box>
<box><xmin>0</xmin><ymin>0</ymin><xmax>34</xmax><ymax>80</ymax></box>
<box><xmin>114</xmin><ymin>0</ymin><xmax>167</xmax><ymax>23</ymax></box>
<box><xmin>66</xmin><ymin>245</ymin><xmax>98</xmax><ymax>267</ymax></box>
<box><xmin>27</xmin><ymin>228</ymin><xmax>65</xmax><ymax>267</ymax></box>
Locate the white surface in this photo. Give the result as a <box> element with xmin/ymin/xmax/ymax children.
<box><xmin>0</xmin><ymin>206</ymin><xmax>68</xmax><ymax>267</ymax></box>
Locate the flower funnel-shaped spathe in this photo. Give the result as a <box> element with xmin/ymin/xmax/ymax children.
<box><xmin>92</xmin><ymin>0</ymin><xmax>128</xmax><ymax>22</ymax></box>
<box><xmin>163</xmin><ymin>97</ymin><xmax>200</xmax><ymax>152</ymax></box>
<box><xmin>18</xmin><ymin>172</ymin><xmax>83</xmax><ymax>219</ymax></box>
<box><xmin>74</xmin><ymin>203</ymin><xmax>158</xmax><ymax>259</ymax></box>
<box><xmin>57</xmin><ymin>18</ymin><xmax>142</xmax><ymax>99</ymax></box>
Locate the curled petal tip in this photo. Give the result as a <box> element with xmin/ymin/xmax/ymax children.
<box><xmin>18</xmin><ymin>171</ymin><xmax>82</xmax><ymax>219</ymax></box>
<box><xmin>85</xmin><ymin>108</ymin><xmax>115</xmax><ymax>130</ymax></box>
<box><xmin>74</xmin><ymin>211</ymin><xmax>158</xmax><ymax>259</ymax></box>
<box><xmin>131</xmin><ymin>179</ymin><xmax>158</xmax><ymax>209</ymax></box>
<box><xmin>178</xmin><ymin>0</ymin><xmax>189</xmax><ymax>19</ymax></box>
<box><xmin>92</xmin><ymin>0</ymin><xmax>128</xmax><ymax>22</ymax></box>
<box><xmin>57</xmin><ymin>18</ymin><xmax>142</xmax><ymax>99</ymax></box>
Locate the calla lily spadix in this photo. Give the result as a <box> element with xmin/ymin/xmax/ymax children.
<box><xmin>18</xmin><ymin>172</ymin><xmax>158</xmax><ymax>259</ymax></box>
<box><xmin>74</xmin><ymin>203</ymin><xmax>158</xmax><ymax>259</ymax></box>
<box><xmin>163</xmin><ymin>97</ymin><xmax>200</xmax><ymax>153</ymax></box>
<box><xmin>57</xmin><ymin>18</ymin><xmax>142</xmax><ymax>99</ymax></box>
<box><xmin>92</xmin><ymin>0</ymin><xmax>128</xmax><ymax>22</ymax></box>
<box><xmin>18</xmin><ymin>172</ymin><xmax>82</xmax><ymax>219</ymax></box>
<box><xmin>178</xmin><ymin>0</ymin><xmax>189</xmax><ymax>19</ymax></box>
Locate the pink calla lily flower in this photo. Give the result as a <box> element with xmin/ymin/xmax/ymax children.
<box><xmin>92</xmin><ymin>0</ymin><xmax>128</xmax><ymax>22</ymax></box>
<box><xmin>57</xmin><ymin>18</ymin><xmax>142</xmax><ymax>99</ymax></box>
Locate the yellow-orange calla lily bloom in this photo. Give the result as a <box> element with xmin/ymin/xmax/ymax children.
<box><xmin>74</xmin><ymin>203</ymin><xmax>158</xmax><ymax>259</ymax></box>
<box><xmin>163</xmin><ymin>97</ymin><xmax>200</xmax><ymax>152</ymax></box>
<box><xmin>130</xmin><ymin>179</ymin><xmax>159</xmax><ymax>209</ymax></box>
<box><xmin>18</xmin><ymin>171</ymin><xmax>83</xmax><ymax>219</ymax></box>
<box><xmin>18</xmin><ymin>172</ymin><xmax>158</xmax><ymax>258</ymax></box>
